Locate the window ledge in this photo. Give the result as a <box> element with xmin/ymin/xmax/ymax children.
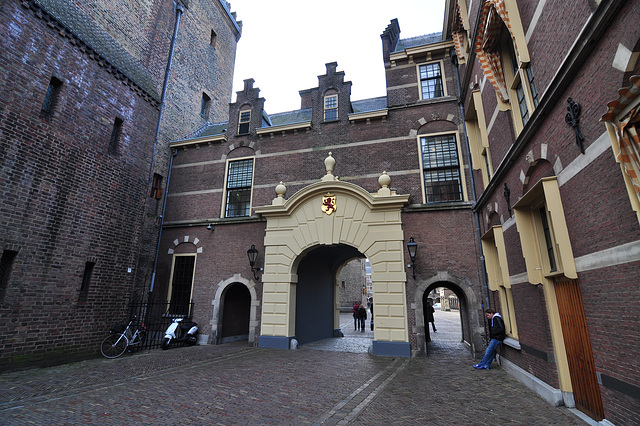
<box><xmin>416</xmin><ymin>95</ymin><xmax>457</xmax><ymax>106</ymax></box>
<box><xmin>503</xmin><ymin>337</ymin><xmax>521</xmax><ymax>350</ymax></box>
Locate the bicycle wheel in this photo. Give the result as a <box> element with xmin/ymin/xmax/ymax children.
<box><xmin>100</xmin><ymin>333</ymin><xmax>128</xmax><ymax>358</ymax></box>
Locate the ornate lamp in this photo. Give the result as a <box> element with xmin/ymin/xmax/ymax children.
<box><xmin>247</xmin><ymin>244</ymin><xmax>260</xmax><ymax>280</ymax></box>
<box><xmin>407</xmin><ymin>237</ymin><xmax>418</xmax><ymax>279</ymax></box>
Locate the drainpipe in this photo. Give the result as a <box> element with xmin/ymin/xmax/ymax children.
<box><xmin>450</xmin><ymin>49</ymin><xmax>491</xmax><ymax>311</ymax></box>
<box><xmin>148</xmin><ymin>3</ymin><xmax>184</xmax><ymax>295</ymax></box>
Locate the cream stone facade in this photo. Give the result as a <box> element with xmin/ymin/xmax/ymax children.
<box><xmin>254</xmin><ymin>155</ymin><xmax>413</xmax><ymax>356</ymax></box>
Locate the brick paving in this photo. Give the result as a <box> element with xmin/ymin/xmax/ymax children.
<box><xmin>0</xmin><ymin>311</ymin><xmax>585</xmax><ymax>425</ymax></box>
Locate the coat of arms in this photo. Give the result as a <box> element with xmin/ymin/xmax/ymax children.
<box><xmin>321</xmin><ymin>193</ymin><xmax>337</xmax><ymax>215</ymax></box>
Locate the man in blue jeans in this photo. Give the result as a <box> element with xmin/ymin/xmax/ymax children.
<box><xmin>473</xmin><ymin>308</ymin><xmax>506</xmax><ymax>370</ymax></box>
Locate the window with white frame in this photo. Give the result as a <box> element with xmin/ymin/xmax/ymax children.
<box><xmin>324</xmin><ymin>94</ymin><xmax>338</xmax><ymax>121</ymax></box>
<box><xmin>419</xmin><ymin>62</ymin><xmax>444</xmax><ymax>100</ymax></box>
<box><xmin>238</xmin><ymin>109</ymin><xmax>251</xmax><ymax>134</ymax></box>
<box><xmin>420</xmin><ymin>134</ymin><xmax>463</xmax><ymax>203</ymax></box>
<box><xmin>224</xmin><ymin>158</ymin><xmax>254</xmax><ymax>218</ymax></box>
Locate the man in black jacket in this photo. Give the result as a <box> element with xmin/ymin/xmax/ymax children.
<box><xmin>473</xmin><ymin>308</ymin><xmax>506</xmax><ymax>370</ymax></box>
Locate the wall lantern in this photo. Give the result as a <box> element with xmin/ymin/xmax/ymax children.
<box><xmin>247</xmin><ymin>244</ymin><xmax>261</xmax><ymax>280</ymax></box>
<box><xmin>407</xmin><ymin>237</ymin><xmax>418</xmax><ymax>279</ymax></box>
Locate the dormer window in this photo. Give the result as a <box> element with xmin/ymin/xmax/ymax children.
<box><xmin>324</xmin><ymin>94</ymin><xmax>338</xmax><ymax>121</ymax></box>
<box><xmin>238</xmin><ymin>109</ymin><xmax>251</xmax><ymax>134</ymax></box>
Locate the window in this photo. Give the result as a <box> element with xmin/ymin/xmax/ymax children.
<box><xmin>465</xmin><ymin>90</ymin><xmax>493</xmax><ymax>188</ymax></box>
<box><xmin>224</xmin><ymin>158</ymin><xmax>254</xmax><ymax>218</ymax></box>
<box><xmin>602</xmin><ymin>76</ymin><xmax>640</xmax><ymax>225</ymax></box>
<box><xmin>420</xmin><ymin>134</ymin><xmax>463</xmax><ymax>203</ymax></box>
<box><xmin>150</xmin><ymin>173</ymin><xmax>163</xmax><ymax>200</ymax></box>
<box><xmin>210</xmin><ymin>29</ymin><xmax>217</xmax><ymax>47</ymax></box>
<box><xmin>475</xmin><ymin>1</ymin><xmax>536</xmax><ymax>134</ymax></box>
<box><xmin>481</xmin><ymin>226</ymin><xmax>518</xmax><ymax>339</ymax></box>
<box><xmin>419</xmin><ymin>62</ymin><xmax>444</xmax><ymax>100</ymax></box>
<box><xmin>324</xmin><ymin>94</ymin><xmax>338</xmax><ymax>121</ymax></box>
<box><xmin>513</xmin><ymin>177</ymin><xmax>577</xmax><ymax>283</ymax></box>
<box><xmin>500</xmin><ymin>33</ymin><xmax>538</xmax><ymax>130</ymax></box>
<box><xmin>168</xmin><ymin>255</ymin><xmax>196</xmax><ymax>316</ymax></box>
<box><xmin>238</xmin><ymin>109</ymin><xmax>251</xmax><ymax>134</ymax></box>
<box><xmin>0</xmin><ymin>250</ymin><xmax>18</xmax><ymax>302</ymax></box>
<box><xmin>41</xmin><ymin>76</ymin><xmax>63</xmax><ymax>118</ymax></box>
<box><xmin>79</xmin><ymin>261</ymin><xmax>95</xmax><ymax>302</ymax></box>
<box><xmin>200</xmin><ymin>92</ymin><xmax>211</xmax><ymax>118</ymax></box>
<box><xmin>109</xmin><ymin>117</ymin><xmax>123</xmax><ymax>155</ymax></box>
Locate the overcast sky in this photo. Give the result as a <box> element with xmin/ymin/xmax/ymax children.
<box><xmin>229</xmin><ymin>0</ymin><xmax>446</xmax><ymax>114</ymax></box>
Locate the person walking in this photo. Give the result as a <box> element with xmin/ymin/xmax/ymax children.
<box><xmin>352</xmin><ymin>301</ymin><xmax>360</xmax><ymax>330</ymax></box>
<box><xmin>473</xmin><ymin>308</ymin><xmax>506</xmax><ymax>370</ymax></box>
<box><xmin>357</xmin><ymin>303</ymin><xmax>367</xmax><ymax>332</ymax></box>
<box><xmin>426</xmin><ymin>300</ymin><xmax>437</xmax><ymax>332</ymax></box>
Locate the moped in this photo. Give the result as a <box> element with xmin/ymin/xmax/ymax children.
<box><xmin>162</xmin><ymin>318</ymin><xmax>198</xmax><ymax>349</ymax></box>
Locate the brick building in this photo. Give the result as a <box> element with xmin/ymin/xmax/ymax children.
<box><xmin>0</xmin><ymin>0</ymin><xmax>240</xmax><ymax>369</ymax></box>
<box><xmin>447</xmin><ymin>0</ymin><xmax>640</xmax><ymax>423</ymax></box>
<box><xmin>156</xmin><ymin>19</ymin><xmax>485</xmax><ymax>358</ymax></box>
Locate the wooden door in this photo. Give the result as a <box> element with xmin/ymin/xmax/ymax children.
<box><xmin>554</xmin><ymin>277</ymin><xmax>604</xmax><ymax>421</ymax></box>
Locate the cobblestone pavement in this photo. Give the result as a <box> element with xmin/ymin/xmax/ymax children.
<box><xmin>0</xmin><ymin>311</ymin><xmax>585</xmax><ymax>425</ymax></box>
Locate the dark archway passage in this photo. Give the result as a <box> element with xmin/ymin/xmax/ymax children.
<box><xmin>295</xmin><ymin>244</ymin><xmax>364</xmax><ymax>346</ymax></box>
<box><xmin>422</xmin><ymin>281</ymin><xmax>471</xmax><ymax>354</ymax></box>
<box><xmin>220</xmin><ymin>283</ymin><xmax>251</xmax><ymax>343</ymax></box>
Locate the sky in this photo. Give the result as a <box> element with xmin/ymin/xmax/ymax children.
<box><xmin>229</xmin><ymin>0</ymin><xmax>446</xmax><ymax>114</ymax></box>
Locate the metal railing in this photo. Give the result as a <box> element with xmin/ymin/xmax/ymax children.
<box><xmin>126</xmin><ymin>299</ymin><xmax>195</xmax><ymax>350</ymax></box>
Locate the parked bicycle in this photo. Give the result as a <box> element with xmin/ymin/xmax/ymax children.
<box><xmin>100</xmin><ymin>315</ymin><xmax>147</xmax><ymax>359</ymax></box>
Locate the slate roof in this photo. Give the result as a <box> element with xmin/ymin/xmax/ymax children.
<box><xmin>265</xmin><ymin>108</ymin><xmax>313</xmax><ymax>127</ymax></box>
<box><xmin>351</xmin><ymin>97</ymin><xmax>387</xmax><ymax>113</ymax></box>
<box><xmin>34</xmin><ymin>0</ymin><xmax>160</xmax><ymax>102</ymax></box>
<box><xmin>394</xmin><ymin>32</ymin><xmax>443</xmax><ymax>52</ymax></box>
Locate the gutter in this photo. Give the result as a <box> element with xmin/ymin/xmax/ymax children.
<box><xmin>148</xmin><ymin>3</ymin><xmax>185</xmax><ymax>294</ymax></box>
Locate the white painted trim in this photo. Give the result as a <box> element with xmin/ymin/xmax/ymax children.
<box><xmin>525</xmin><ymin>0</ymin><xmax>547</xmax><ymax>42</ymax></box>
<box><xmin>486</xmin><ymin>104</ymin><xmax>500</xmax><ymax>135</ymax></box>
<box><xmin>575</xmin><ymin>240</ymin><xmax>640</xmax><ymax>272</ymax></box>
<box><xmin>557</xmin><ymin>131</ymin><xmax>611</xmax><ymax>187</ymax></box>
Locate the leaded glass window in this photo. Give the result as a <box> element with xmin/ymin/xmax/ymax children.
<box><xmin>420</xmin><ymin>134</ymin><xmax>462</xmax><ymax>202</ymax></box>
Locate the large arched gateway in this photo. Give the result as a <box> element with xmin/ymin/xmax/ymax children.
<box><xmin>254</xmin><ymin>154</ymin><xmax>412</xmax><ymax>356</ymax></box>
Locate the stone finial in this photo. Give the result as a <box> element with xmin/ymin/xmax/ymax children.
<box><xmin>322</xmin><ymin>152</ymin><xmax>337</xmax><ymax>182</ymax></box>
<box><xmin>377</xmin><ymin>171</ymin><xmax>392</xmax><ymax>196</ymax></box>
<box><xmin>272</xmin><ymin>181</ymin><xmax>287</xmax><ymax>205</ymax></box>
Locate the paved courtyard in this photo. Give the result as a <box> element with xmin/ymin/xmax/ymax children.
<box><xmin>0</xmin><ymin>311</ymin><xmax>588</xmax><ymax>425</ymax></box>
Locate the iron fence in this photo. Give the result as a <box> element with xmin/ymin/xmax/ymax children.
<box><xmin>126</xmin><ymin>299</ymin><xmax>195</xmax><ymax>350</ymax></box>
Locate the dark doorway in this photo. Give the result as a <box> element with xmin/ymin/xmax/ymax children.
<box><xmin>422</xmin><ymin>282</ymin><xmax>471</xmax><ymax>353</ymax></box>
<box><xmin>220</xmin><ymin>283</ymin><xmax>251</xmax><ymax>343</ymax></box>
<box><xmin>295</xmin><ymin>244</ymin><xmax>363</xmax><ymax>346</ymax></box>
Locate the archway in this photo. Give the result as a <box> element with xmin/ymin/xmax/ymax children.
<box><xmin>295</xmin><ymin>244</ymin><xmax>363</xmax><ymax>345</ymax></box>
<box><xmin>220</xmin><ymin>283</ymin><xmax>251</xmax><ymax>343</ymax></box>
<box><xmin>414</xmin><ymin>272</ymin><xmax>483</xmax><ymax>357</ymax></box>
<box><xmin>254</xmin><ymin>156</ymin><xmax>412</xmax><ymax>357</ymax></box>
<box><xmin>211</xmin><ymin>274</ymin><xmax>259</xmax><ymax>346</ymax></box>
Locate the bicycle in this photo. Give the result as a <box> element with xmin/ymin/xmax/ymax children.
<box><xmin>100</xmin><ymin>315</ymin><xmax>147</xmax><ymax>359</ymax></box>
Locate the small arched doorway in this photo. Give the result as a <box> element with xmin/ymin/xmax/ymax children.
<box><xmin>220</xmin><ymin>282</ymin><xmax>251</xmax><ymax>343</ymax></box>
<box><xmin>295</xmin><ymin>244</ymin><xmax>363</xmax><ymax>345</ymax></box>
<box><xmin>414</xmin><ymin>273</ymin><xmax>483</xmax><ymax>357</ymax></box>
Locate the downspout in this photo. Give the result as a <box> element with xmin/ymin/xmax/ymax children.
<box><xmin>450</xmin><ymin>49</ymin><xmax>491</xmax><ymax>311</ymax></box>
<box><xmin>148</xmin><ymin>3</ymin><xmax>184</xmax><ymax>294</ymax></box>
